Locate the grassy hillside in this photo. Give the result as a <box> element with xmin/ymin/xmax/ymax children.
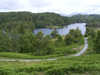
<box><xmin>0</xmin><ymin>54</ymin><xmax>100</xmax><ymax>75</ymax></box>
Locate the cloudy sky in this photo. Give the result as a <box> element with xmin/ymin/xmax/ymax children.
<box><xmin>0</xmin><ymin>0</ymin><xmax>100</xmax><ymax>15</ymax></box>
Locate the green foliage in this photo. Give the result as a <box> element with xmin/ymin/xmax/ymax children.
<box><xmin>36</xmin><ymin>31</ymin><xmax>44</xmax><ymax>40</ymax></box>
<box><xmin>0</xmin><ymin>54</ymin><xmax>100</xmax><ymax>75</ymax></box>
<box><xmin>17</xmin><ymin>31</ymin><xmax>55</xmax><ymax>56</ymax></box>
<box><xmin>64</xmin><ymin>34</ymin><xmax>73</xmax><ymax>45</ymax></box>
<box><xmin>93</xmin><ymin>30</ymin><xmax>100</xmax><ymax>53</ymax></box>
<box><xmin>54</xmin><ymin>44</ymin><xmax>81</xmax><ymax>55</ymax></box>
<box><xmin>0</xmin><ymin>29</ymin><xmax>83</xmax><ymax>56</ymax></box>
<box><xmin>0</xmin><ymin>52</ymin><xmax>65</xmax><ymax>59</ymax></box>
<box><xmin>85</xmin><ymin>27</ymin><xmax>97</xmax><ymax>54</ymax></box>
<box><xmin>17</xmin><ymin>32</ymin><xmax>36</xmax><ymax>53</ymax></box>
<box><xmin>69</xmin><ymin>14</ymin><xmax>100</xmax><ymax>27</ymax></box>
<box><xmin>0</xmin><ymin>12</ymin><xmax>100</xmax><ymax>31</ymax></box>
<box><xmin>0</xmin><ymin>12</ymin><xmax>70</xmax><ymax>30</ymax></box>
<box><xmin>0</xmin><ymin>30</ymin><xmax>54</xmax><ymax>56</ymax></box>
<box><xmin>55</xmin><ymin>35</ymin><xmax>65</xmax><ymax>46</ymax></box>
<box><xmin>0</xmin><ymin>30</ymin><xmax>13</xmax><ymax>51</ymax></box>
<box><xmin>51</xmin><ymin>29</ymin><xmax>59</xmax><ymax>38</ymax></box>
<box><xmin>65</xmin><ymin>29</ymin><xmax>83</xmax><ymax>45</ymax></box>
<box><xmin>85</xmin><ymin>27</ymin><xmax>96</xmax><ymax>38</ymax></box>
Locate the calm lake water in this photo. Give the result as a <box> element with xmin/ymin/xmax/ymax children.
<box><xmin>34</xmin><ymin>23</ymin><xmax>86</xmax><ymax>35</ymax></box>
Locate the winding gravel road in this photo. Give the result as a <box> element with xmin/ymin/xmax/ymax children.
<box><xmin>73</xmin><ymin>38</ymin><xmax>88</xmax><ymax>56</ymax></box>
<box><xmin>0</xmin><ymin>38</ymin><xmax>88</xmax><ymax>62</ymax></box>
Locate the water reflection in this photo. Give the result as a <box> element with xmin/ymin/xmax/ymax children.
<box><xmin>34</xmin><ymin>23</ymin><xmax>86</xmax><ymax>35</ymax></box>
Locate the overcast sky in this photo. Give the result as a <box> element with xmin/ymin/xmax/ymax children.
<box><xmin>0</xmin><ymin>0</ymin><xmax>100</xmax><ymax>15</ymax></box>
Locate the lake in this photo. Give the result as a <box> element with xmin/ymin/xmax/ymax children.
<box><xmin>34</xmin><ymin>23</ymin><xmax>86</xmax><ymax>35</ymax></box>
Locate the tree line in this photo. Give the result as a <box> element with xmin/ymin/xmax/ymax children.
<box><xmin>0</xmin><ymin>29</ymin><xmax>83</xmax><ymax>56</ymax></box>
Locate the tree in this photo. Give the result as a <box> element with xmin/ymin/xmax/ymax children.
<box><xmin>18</xmin><ymin>31</ymin><xmax>36</xmax><ymax>53</ymax></box>
<box><xmin>17</xmin><ymin>31</ymin><xmax>54</xmax><ymax>56</ymax></box>
<box><xmin>36</xmin><ymin>35</ymin><xmax>54</xmax><ymax>55</ymax></box>
<box><xmin>51</xmin><ymin>29</ymin><xmax>59</xmax><ymax>38</ymax></box>
<box><xmin>55</xmin><ymin>34</ymin><xmax>64</xmax><ymax>46</ymax></box>
<box><xmin>64</xmin><ymin>29</ymin><xmax>83</xmax><ymax>45</ymax></box>
<box><xmin>70</xmin><ymin>29</ymin><xmax>83</xmax><ymax>43</ymax></box>
<box><xmin>93</xmin><ymin>31</ymin><xmax>100</xmax><ymax>53</ymax></box>
<box><xmin>36</xmin><ymin>31</ymin><xmax>44</xmax><ymax>40</ymax></box>
<box><xmin>64</xmin><ymin>34</ymin><xmax>73</xmax><ymax>45</ymax></box>
<box><xmin>33</xmin><ymin>34</ymin><xmax>54</xmax><ymax>56</ymax></box>
<box><xmin>0</xmin><ymin>30</ymin><xmax>12</xmax><ymax>52</ymax></box>
<box><xmin>85</xmin><ymin>27</ymin><xmax>96</xmax><ymax>39</ymax></box>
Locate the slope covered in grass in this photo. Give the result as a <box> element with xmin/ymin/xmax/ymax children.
<box><xmin>0</xmin><ymin>54</ymin><xmax>100</xmax><ymax>75</ymax></box>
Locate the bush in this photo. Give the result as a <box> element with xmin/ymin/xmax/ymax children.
<box><xmin>93</xmin><ymin>30</ymin><xmax>100</xmax><ymax>53</ymax></box>
<box><xmin>65</xmin><ymin>29</ymin><xmax>83</xmax><ymax>45</ymax></box>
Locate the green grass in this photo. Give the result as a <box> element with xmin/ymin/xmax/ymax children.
<box><xmin>0</xmin><ymin>54</ymin><xmax>100</xmax><ymax>75</ymax></box>
<box><xmin>46</xmin><ymin>25</ymin><xmax>63</xmax><ymax>29</ymax></box>
<box><xmin>86</xmin><ymin>37</ymin><xmax>94</xmax><ymax>54</ymax></box>
<box><xmin>55</xmin><ymin>43</ymin><xmax>83</xmax><ymax>55</ymax></box>
<box><xmin>0</xmin><ymin>52</ymin><xmax>64</xmax><ymax>59</ymax></box>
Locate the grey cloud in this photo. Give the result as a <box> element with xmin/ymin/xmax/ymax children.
<box><xmin>0</xmin><ymin>0</ymin><xmax>20</xmax><ymax>10</ymax></box>
<box><xmin>0</xmin><ymin>0</ymin><xmax>100</xmax><ymax>15</ymax></box>
<box><xmin>29</xmin><ymin>0</ymin><xmax>50</xmax><ymax>8</ymax></box>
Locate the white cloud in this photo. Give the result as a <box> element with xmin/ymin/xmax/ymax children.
<box><xmin>0</xmin><ymin>0</ymin><xmax>100</xmax><ymax>15</ymax></box>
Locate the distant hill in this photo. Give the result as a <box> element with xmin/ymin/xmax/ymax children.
<box><xmin>70</xmin><ymin>14</ymin><xmax>100</xmax><ymax>27</ymax></box>
<box><xmin>0</xmin><ymin>12</ymin><xmax>100</xmax><ymax>33</ymax></box>
<box><xmin>0</xmin><ymin>12</ymin><xmax>69</xmax><ymax>28</ymax></box>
